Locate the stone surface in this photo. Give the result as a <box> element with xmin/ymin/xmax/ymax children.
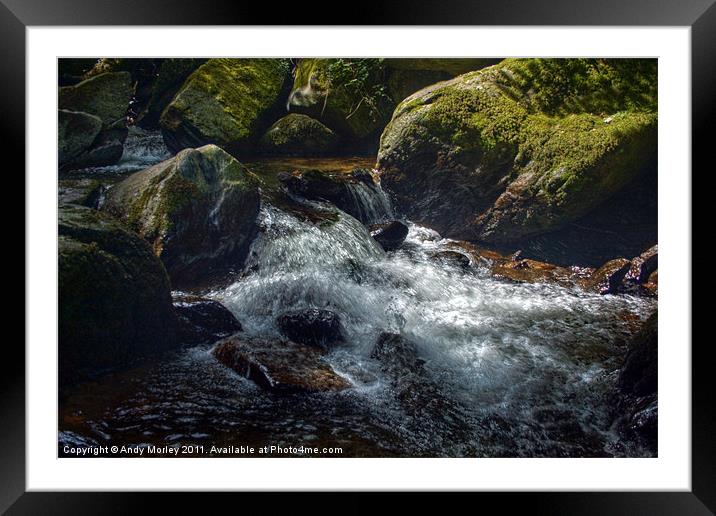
<box><xmin>258</xmin><ymin>114</ymin><xmax>339</xmax><ymax>156</ymax></box>
<box><xmin>58</xmin><ymin>72</ymin><xmax>133</xmax><ymax>128</ymax></box>
<box><xmin>58</xmin><ymin>204</ymin><xmax>176</xmax><ymax>386</ymax></box>
<box><xmin>212</xmin><ymin>336</ymin><xmax>351</xmax><ymax>393</ymax></box>
<box><xmin>173</xmin><ymin>294</ymin><xmax>243</xmax><ymax>346</ymax></box>
<box><xmin>103</xmin><ymin>144</ymin><xmax>261</xmax><ymax>287</ymax></box>
<box><xmin>58</xmin><ymin>109</ymin><xmax>102</xmax><ymax>165</ymax></box>
<box><xmin>584</xmin><ymin>258</ymin><xmax>632</xmax><ymax>294</ymax></box>
<box><xmin>276</xmin><ymin>308</ymin><xmax>343</xmax><ymax>348</ymax></box>
<box><xmin>160</xmin><ymin>58</ymin><xmax>290</xmax><ymax>156</ymax></box>
<box><xmin>370</xmin><ymin>221</ymin><xmax>409</xmax><ymax>251</ymax></box>
<box><xmin>377</xmin><ymin>59</ymin><xmax>657</xmax><ymax>244</ymax></box>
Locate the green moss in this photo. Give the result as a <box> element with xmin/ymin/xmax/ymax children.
<box><xmin>161</xmin><ymin>58</ymin><xmax>290</xmax><ymax>152</ymax></box>
<box><xmin>58</xmin><ymin>72</ymin><xmax>133</xmax><ymax>128</ymax></box>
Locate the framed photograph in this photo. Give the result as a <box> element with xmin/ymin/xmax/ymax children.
<box><xmin>9</xmin><ymin>0</ymin><xmax>713</xmax><ymax>511</ymax></box>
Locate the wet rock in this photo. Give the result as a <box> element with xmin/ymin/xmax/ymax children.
<box><xmin>431</xmin><ymin>250</ymin><xmax>471</xmax><ymax>269</ymax></box>
<box><xmin>276</xmin><ymin>308</ymin><xmax>343</xmax><ymax>348</ymax></box>
<box><xmin>103</xmin><ymin>144</ymin><xmax>261</xmax><ymax>288</ymax></box>
<box><xmin>173</xmin><ymin>294</ymin><xmax>242</xmax><ymax>346</ymax></box>
<box><xmin>615</xmin><ymin>311</ymin><xmax>658</xmax><ymax>451</ymax></box>
<box><xmin>160</xmin><ymin>58</ymin><xmax>291</xmax><ymax>156</ymax></box>
<box><xmin>258</xmin><ymin>114</ymin><xmax>339</xmax><ymax>156</ymax></box>
<box><xmin>371</xmin><ymin>221</ymin><xmax>409</xmax><ymax>251</ymax></box>
<box><xmin>278</xmin><ymin>167</ymin><xmax>391</xmax><ymax>224</ymax></box>
<box><xmin>58</xmin><ymin>110</ymin><xmax>102</xmax><ymax>165</ymax></box>
<box><xmin>492</xmin><ymin>258</ymin><xmax>578</xmax><ymax>286</ymax></box>
<box><xmin>212</xmin><ymin>337</ymin><xmax>350</xmax><ymax>393</ymax></box>
<box><xmin>371</xmin><ymin>332</ymin><xmax>425</xmax><ymax>373</ymax></box>
<box><xmin>584</xmin><ymin>258</ymin><xmax>631</xmax><ymax>294</ymax></box>
<box><xmin>378</xmin><ymin>59</ymin><xmax>657</xmax><ymax>243</ymax></box>
<box><xmin>58</xmin><ymin>204</ymin><xmax>176</xmax><ymax>387</ymax></box>
<box><xmin>625</xmin><ymin>245</ymin><xmax>658</xmax><ymax>285</ymax></box>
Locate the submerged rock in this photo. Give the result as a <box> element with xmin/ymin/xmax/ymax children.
<box><xmin>258</xmin><ymin>114</ymin><xmax>339</xmax><ymax>156</ymax></box>
<box><xmin>370</xmin><ymin>221</ymin><xmax>409</xmax><ymax>251</ymax></box>
<box><xmin>173</xmin><ymin>294</ymin><xmax>242</xmax><ymax>346</ymax></box>
<box><xmin>276</xmin><ymin>308</ymin><xmax>343</xmax><ymax>348</ymax></box>
<box><xmin>160</xmin><ymin>58</ymin><xmax>290</xmax><ymax>156</ymax></box>
<box><xmin>212</xmin><ymin>337</ymin><xmax>350</xmax><ymax>393</ymax></box>
<box><xmin>103</xmin><ymin>144</ymin><xmax>261</xmax><ymax>287</ymax></box>
<box><xmin>378</xmin><ymin>59</ymin><xmax>657</xmax><ymax>245</ymax></box>
<box><xmin>58</xmin><ymin>204</ymin><xmax>176</xmax><ymax>386</ymax></box>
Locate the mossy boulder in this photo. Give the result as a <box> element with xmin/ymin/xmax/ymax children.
<box><xmin>58</xmin><ymin>110</ymin><xmax>102</xmax><ymax>165</ymax></box>
<box><xmin>139</xmin><ymin>58</ymin><xmax>206</xmax><ymax>129</ymax></box>
<box><xmin>58</xmin><ymin>58</ymin><xmax>99</xmax><ymax>86</ymax></box>
<box><xmin>58</xmin><ymin>204</ymin><xmax>176</xmax><ymax>386</ymax></box>
<box><xmin>58</xmin><ymin>71</ymin><xmax>133</xmax><ymax>128</ymax></box>
<box><xmin>258</xmin><ymin>114</ymin><xmax>339</xmax><ymax>156</ymax></box>
<box><xmin>102</xmin><ymin>144</ymin><xmax>261</xmax><ymax>287</ymax></box>
<box><xmin>384</xmin><ymin>58</ymin><xmax>500</xmax><ymax>102</ymax></box>
<box><xmin>160</xmin><ymin>58</ymin><xmax>291</xmax><ymax>156</ymax></box>
<box><xmin>287</xmin><ymin>59</ymin><xmax>395</xmax><ymax>146</ymax></box>
<box><xmin>377</xmin><ymin>58</ymin><xmax>657</xmax><ymax>243</ymax></box>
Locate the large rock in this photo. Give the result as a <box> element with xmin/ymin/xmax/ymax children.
<box><xmin>212</xmin><ymin>336</ymin><xmax>350</xmax><ymax>393</ymax></box>
<box><xmin>63</xmin><ymin>126</ymin><xmax>128</xmax><ymax>169</ymax></box>
<box><xmin>58</xmin><ymin>72</ymin><xmax>133</xmax><ymax>128</ymax></box>
<box><xmin>102</xmin><ymin>144</ymin><xmax>261</xmax><ymax>287</ymax></box>
<box><xmin>58</xmin><ymin>110</ymin><xmax>102</xmax><ymax>165</ymax></box>
<box><xmin>287</xmin><ymin>58</ymin><xmax>395</xmax><ymax>146</ymax></box>
<box><xmin>625</xmin><ymin>245</ymin><xmax>658</xmax><ymax>284</ymax></box>
<box><xmin>139</xmin><ymin>58</ymin><xmax>207</xmax><ymax>129</ymax></box>
<box><xmin>378</xmin><ymin>58</ymin><xmax>658</xmax><ymax>244</ymax></box>
<box><xmin>160</xmin><ymin>58</ymin><xmax>290</xmax><ymax>156</ymax></box>
<box><xmin>276</xmin><ymin>308</ymin><xmax>343</xmax><ymax>348</ymax></box>
<box><xmin>58</xmin><ymin>204</ymin><xmax>176</xmax><ymax>386</ymax></box>
<box><xmin>58</xmin><ymin>58</ymin><xmax>99</xmax><ymax>86</ymax></box>
<box><xmin>258</xmin><ymin>114</ymin><xmax>339</xmax><ymax>156</ymax></box>
<box><xmin>173</xmin><ymin>294</ymin><xmax>242</xmax><ymax>346</ymax></box>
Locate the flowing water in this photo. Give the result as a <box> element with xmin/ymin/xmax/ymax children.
<box><xmin>59</xmin><ymin>136</ymin><xmax>656</xmax><ymax>457</ymax></box>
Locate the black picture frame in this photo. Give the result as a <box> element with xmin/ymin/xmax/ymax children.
<box><xmin>6</xmin><ymin>0</ymin><xmax>713</xmax><ymax>512</ymax></box>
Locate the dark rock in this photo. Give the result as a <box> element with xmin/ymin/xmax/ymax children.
<box><xmin>371</xmin><ymin>221</ymin><xmax>409</xmax><ymax>251</ymax></box>
<box><xmin>258</xmin><ymin>114</ymin><xmax>339</xmax><ymax>156</ymax></box>
<box><xmin>431</xmin><ymin>250</ymin><xmax>471</xmax><ymax>269</ymax></box>
<box><xmin>615</xmin><ymin>311</ymin><xmax>658</xmax><ymax>451</ymax></box>
<box><xmin>278</xmin><ymin>167</ymin><xmax>391</xmax><ymax>224</ymax></box>
<box><xmin>58</xmin><ymin>110</ymin><xmax>102</xmax><ymax>165</ymax></box>
<box><xmin>102</xmin><ymin>144</ymin><xmax>261</xmax><ymax>288</ymax></box>
<box><xmin>58</xmin><ymin>58</ymin><xmax>99</xmax><ymax>86</ymax></box>
<box><xmin>212</xmin><ymin>336</ymin><xmax>350</xmax><ymax>393</ymax></box>
<box><xmin>371</xmin><ymin>332</ymin><xmax>425</xmax><ymax>373</ymax></box>
<box><xmin>173</xmin><ymin>294</ymin><xmax>242</xmax><ymax>346</ymax></box>
<box><xmin>58</xmin><ymin>204</ymin><xmax>176</xmax><ymax>387</ymax></box>
<box><xmin>585</xmin><ymin>258</ymin><xmax>632</xmax><ymax>294</ymax></box>
<box><xmin>58</xmin><ymin>178</ymin><xmax>105</xmax><ymax>208</ymax></box>
<box><xmin>276</xmin><ymin>308</ymin><xmax>343</xmax><ymax>348</ymax></box>
<box><xmin>58</xmin><ymin>72</ymin><xmax>134</xmax><ymax>129</ymax></box>
<box><xmin>625</xmin><ymin>245</ymin><xmax>658</xmax><ymax>284</ymax></box>
<box><xmin>139</xmin><ymin>58</ymin><xmax>207</xmax><ymax>129</ymax></box>
<box><xmin>63</xmin><ymin>125</ymin><xmax>128</xmax><ymax>170</ymax></box>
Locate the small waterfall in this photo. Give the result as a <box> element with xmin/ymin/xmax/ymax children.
<box><xmin>344</xmin><ymin>178</ymin><xmax>395</xmax><ymax>225</ymax></box>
